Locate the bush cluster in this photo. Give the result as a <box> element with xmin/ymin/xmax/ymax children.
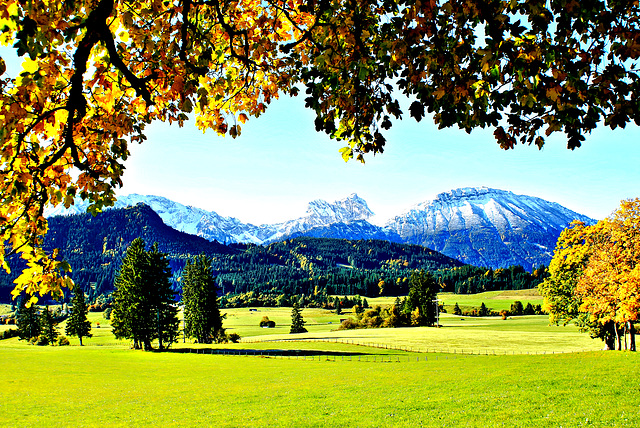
<box><xmin>338</xmin><ymin>305</ymin><xmax>425</xmax><ymax>330</ymax></box>
<box><xmin>259</xmin><ymin>316</ymin><xmax>276</xmax><ymax>328</ymax></box>
<box><xmin>1</xmin><ymin>329</ymin><xmax>18</xmax><ymax>340</ymax></box>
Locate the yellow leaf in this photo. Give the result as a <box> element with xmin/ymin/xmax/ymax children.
<box><xmin>22</xmin><ymin>58</ymin><xmax>39</xmax><ymax>74</ymax></box>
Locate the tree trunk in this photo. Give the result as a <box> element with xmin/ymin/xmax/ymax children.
<box><xmin>604</xmin><ymin>333</ymin><xmax>615</xmax><ymax>350</ymax></box>
<box><xmin>615</xmin><ymin>324</ymin><xmax>621</xmax><ymax>350</ymax></box>
<box><xmin>79</xmin><ymin>336</ymin><xmax>83</xmax><ymax>346</ymax></box>
<box><xmin>629</xmin><ymin>321</ymin><xmax>636</xmax><ymax>352</ymax></box>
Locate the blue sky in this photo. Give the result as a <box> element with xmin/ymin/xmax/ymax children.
<box><xmin>123</xmin><ymin>93</ymin><xmax>640</xmax><ymax>225</ymax></box>
<box><xmin>3</xmin><ymin>47</ymin><xmax>639</xmax><ymax>225</ymax></box>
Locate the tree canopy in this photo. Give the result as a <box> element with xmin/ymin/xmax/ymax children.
<box><xmin>2</xmin><ymin>0</ymin><xmax>640</xmax><ymax>298</ymax></box>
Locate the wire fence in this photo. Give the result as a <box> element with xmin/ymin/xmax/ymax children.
<box><xmin>169</xmin><ymin>336</ymin><xmax>598</xmax><ymax>361</ymax></box>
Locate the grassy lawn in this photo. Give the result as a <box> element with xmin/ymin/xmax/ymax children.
<box><xmin>0</xmin><ymin>289</ymin><xmax>630</xmax><ymax>427</ymax></box>
<box><xmin>439</xmin><ymin>289</ymin><xmax>544</xmax><ymax>313</ymax></box>
<box><xmin>0</xmin><ymin>344</ymin><xmax>637</xmax><ymax>427</ymax></box>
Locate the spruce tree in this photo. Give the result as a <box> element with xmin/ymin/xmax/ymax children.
<box><xmin>39</xmin><ymin>306</ymin><xmax>59</xmax><ymax>345</ymax></box>
<box><xmin>453</xmin><ymin>302</ymin><xmax>462</xmax><ymax>315</ymax></box>
<box><xmin>479</xmin><ymin>302</ymin><xmax>489</xmax><ymax>317</ymax></box>
<box><xmin>111</xmin><ymin>238</ymin><xmax>179</xmax><ymax>351</ymax></box>
<box><xmin>182</xmin><ymin>254</ymin><xmax>224</xmax><ymax>344</ymax></box>
<box><xmin>65</xmin><ymin>287</ymin><xmax>92</xmax><ymax>346</ymax></box>
<box><xmin>147</xmin><ymin>243</ymin><xmax>180</xmax><ymax>350</ymax></box>
<box><xmin>16</xmin><ymin>297</ymin><xmax>41</xmax><ymax>342</ymax></box>
<box><xmin>290</xmin><ymin>302</ymin><xmax>307</xmax><ymax>334</ymax></box>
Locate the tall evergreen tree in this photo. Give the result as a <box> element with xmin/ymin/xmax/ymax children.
<box><xmin>147</xmin><ymin>243</ymin><xmax>180</xmax><ymax>350</ymax></box>
<box><xmin>65</xmin><ymin>287</ymin><xmax>92</xmax><ymax>346</ymax></box>
<box><xmin>404</xmin><ymin>269</ymin><xmax>438</xmax><ymax>327</ymax></box>
<box><xmin>111</xmin><ymin>238</ymin><xmax>179</xmax><ymax>351</ymax></box>
<box><xmin>16</xmin><ymin>297</ymin><xmax>41</xmax><ymax>342</ymax></box>
<box><xmin>182</xmin><ymin>254</ymin><xmax>224</xmax><ymax>344</ymax></box>
<box><xmin>39</xmin><ymin>306</ymin><xmax>59</xmax><ymax>345</ymax></box>
<box><xmin>290</xmin><ymin>302</ymin><xmax>307</xmax><ymax>334</ymax></box>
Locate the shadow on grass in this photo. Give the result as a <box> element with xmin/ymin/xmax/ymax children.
<box><xmin>166</xmin><ymin>348</ymin><xmax>368</xmax><ymax>357</ymax></box>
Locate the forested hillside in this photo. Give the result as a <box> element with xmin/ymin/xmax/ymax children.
<box><xmin>0</xmin><ymin>204</ymin><xmax>546</xmax><ymax>304</ymax></box>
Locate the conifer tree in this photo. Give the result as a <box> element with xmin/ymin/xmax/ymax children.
<box><xmin>147</xmin><ymin>243</ymin><xmax>180</xmax><ymax>350</ymax></box>
<box><xmin>111</xmin><ymin>238</ymin><xmax>179</xmax><ymax>351</ymax></box>
<box><xmin>453</xmin><ymin>303</ymin><xmax>462</xmax><ymax>316</ymax></box>
<box><xmin>16</xmin><ymin>297</ymin><xmax>41</xmax><ymax>342</ymax></box>
<box><xmin>182</xmin><ymin>254</ymin><xmax>224</xmax><ymax>344</ymax></box>
<box><xmin>65</xmin><ymin>287</ymin><xmax>92</xmax><ymax>346</ymax></box>
<box><xmin>290</xmin><ymin>303</ymin><xmax>307</xmax><ymax>334</ymax></box>
<box><xmin>39</xmin><ymin>306</ymin><xmax>59</xmax><ymax>345</ymax></box>
<box><xmin>479</xmin><ymin>302</ymin><xmax>489</xmax><ymax>317</ymax></box>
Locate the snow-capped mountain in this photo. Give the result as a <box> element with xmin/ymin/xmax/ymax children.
<box><xmin>45</xmin><ymin>193</ymin><xmax>376</xmax><ymax>245</ymax></box>
<box><xmin>254</xmin><ymin>193</ymin><xmax>375</xmax><ymax>243</ymax></box>
<box><xmin>383</xmin><ymin>187</ymin><xmax>595</xmax><ymax>270</ymax></box>
<box><xmin>45</xmin><ymin>187</ymin><xmax>595</xmax><ymax>270</ymax></box>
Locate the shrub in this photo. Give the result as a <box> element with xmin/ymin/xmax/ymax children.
<box><xmin>337</xmin><ymin>318</ymin><xmax>362</xmax><ymax>330</ymax></box>
<box><xmin>500</xmin><ymin>310</ymin><xmax>509</xmax><ymax>320</ymax></box>
<box><xmin>1</xmin><ymin>329</ymin><xmax>18</xmax><ymax>340</ymax></box>
<box><xmin>259</xmin><ymin>316</ymin><xmax>275</xmax><ymax>328</ymax></box>
<box><xmin>510</xmin><ymin>301</ymin><xmax>524</xmax><ymax>316</ymax></box>
<box><xmin>57</xmin><ymin>336</ymin><xmax>70</xmax><ymax>346</ymax></box>
<box><xmin>35</xmin><ymin>335</ymin><xmax>50</xmax><ymax>346</ymax></box>
<box><xmin>103</xmin><ymin>308</ymin><xmax>112</xmax><ymax>320</ymax></box>
<box><xmin>228</xmin><ymin>333</ymin><xmax>241</xmax><ymax>343</ymax></box>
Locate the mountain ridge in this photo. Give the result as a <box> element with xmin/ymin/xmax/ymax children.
<box><xmin>44</xmin><ymin>187</ymin><xmax>595</xmax><ymax>270</ymax></box>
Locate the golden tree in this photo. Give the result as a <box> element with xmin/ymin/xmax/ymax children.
<box><xmin>541</xmin><ymin>199</ymin><xmax>640</xmax><ymax>350</ymax></box>
<box><xmin>2</xmin><ymin>0</ymin><xmax>640</xmax><ymax>299</ymax></box>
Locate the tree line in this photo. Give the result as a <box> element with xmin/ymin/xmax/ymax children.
<box><xmin>0</xmin><ymin>204</ymin><xmax>548</xmax><ymax>307</ymax></box>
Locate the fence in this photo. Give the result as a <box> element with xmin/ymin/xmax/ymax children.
<box><xmin>168</xmin><ymin>336</ymin><xmax>597</xmax><ymax>361</ymax></box>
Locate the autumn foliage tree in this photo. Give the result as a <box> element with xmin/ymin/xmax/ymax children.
<box><xmin>540</xmin><ymin>198</ymin><xmax>640</xmax><ymax>350</ymax></box>
<box><xmin>2</xmin><ymin>0</ymin><xmax>640</xmax><ymax>298</ymax></box>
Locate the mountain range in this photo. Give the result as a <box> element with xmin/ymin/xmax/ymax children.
<box><xmin>45</xmin><ymin>187</ymin><xmax>595</xmax><ymax>270</ymax></box>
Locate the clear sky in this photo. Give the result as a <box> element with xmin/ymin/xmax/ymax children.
<box><xmin>3</xmin><ymin>47</ymin><xmax>639</xmax><ymax>225</ymax></box>
<box><xmin>121</xmin><ymin>93</ymin><xmax>640</xmax><ymax>225</ymax></box>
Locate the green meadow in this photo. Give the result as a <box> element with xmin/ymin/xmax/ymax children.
<box><xmin>1</xmin><ymin>291</ymin><xmax>637</xmax><ymax>427</ymax></box>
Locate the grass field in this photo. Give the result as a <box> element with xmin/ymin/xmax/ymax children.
<box><xmin>0</xmin><ymin>344</ymin><xmax>638</xmax><ymax>427</ymax></box>
<box><xmin>0</xmin><ymin>290</ymin><xmax>634</xmax><ymax>427</ymax></box>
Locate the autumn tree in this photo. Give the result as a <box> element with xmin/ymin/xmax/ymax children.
<box><xmin>111</xmin><ymin>238</ymin><xmax>179</xmax><ymax>350</ymax></box>
<box><xmin>289</xmin><ymin>302</ymin><xmax>307</xmax><ymax>334</ymax></box>
<box><xmin>3</xmin><ymin>0</ymin><xmax>640</xmax><ymax>299</ymax></box>
<box><xmin>65</xmin><ymin>286</ymin><xmax>92</xmax><ymax>346</ymax></box>
<box><xmin>540</xmin><ymin>198</ymin><xmax>640</xmax><ymax>350</ymax></box>
<box><xmin>182</xmin><ymin>254</ymin><xmax>225</xmax><ymax>344</ymax></box>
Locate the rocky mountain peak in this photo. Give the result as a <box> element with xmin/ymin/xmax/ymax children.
<box><xmin>304</xmin><ymin>193</ymin><xmax>374</xmax><ymax>224</ymax></box>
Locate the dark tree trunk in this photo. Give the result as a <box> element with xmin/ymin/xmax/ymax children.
<box><xmin>604</xmin><ymin>334</ymin><xmax>615</xmax><ymax>350</ymax></box>
<box><xmin>629</xmin><ymin>322</ymin><xmax>636</xmax><ymax>352</ymax></box>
